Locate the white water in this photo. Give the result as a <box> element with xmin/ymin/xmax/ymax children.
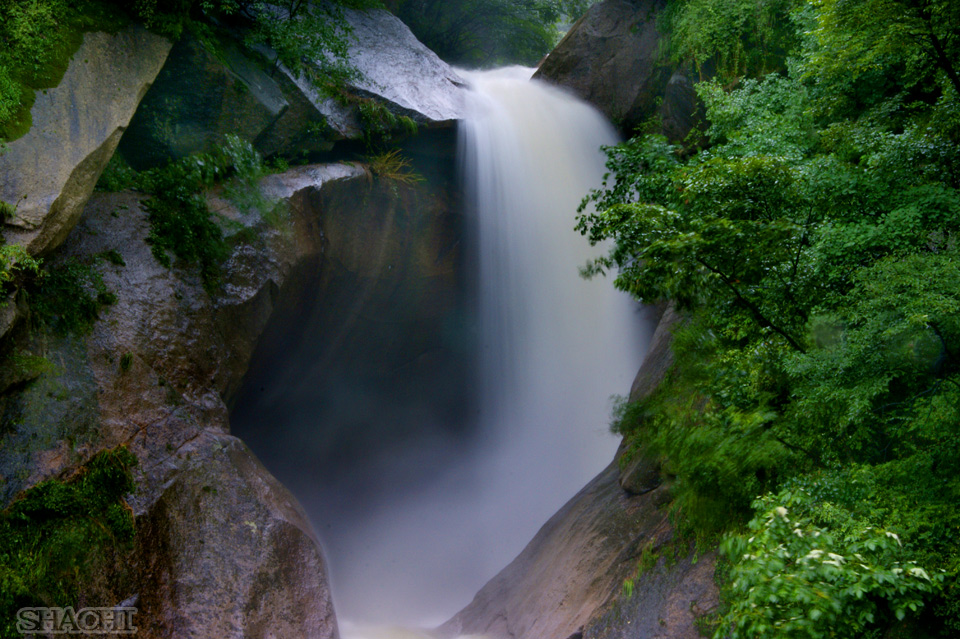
<box><xmin>336</xmin><ymin>67</ymin><xmax>648</xmax><ymax>637</ymax></box>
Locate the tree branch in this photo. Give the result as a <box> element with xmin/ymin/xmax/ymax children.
<box><xmin>696</xmin><ymin>257</ymin><xmax>806</xmax><ymax>352</ymax></box>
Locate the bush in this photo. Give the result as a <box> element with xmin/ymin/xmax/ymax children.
<box><xmin>0</xmin><ymin>447</ymin><xmax>138</xmax><ymax>637</ymax></box>
<box><xmin>717</xmin><ymin>489</ymin><xmax>944</xmax><ymax>639</ymax></box>
<box><xmin>29</xmin><ymin>257</ymin><xmax>117</xmax><ymax>335</ymax></box>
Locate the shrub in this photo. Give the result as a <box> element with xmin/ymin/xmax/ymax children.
<box><xmin>0</xmin><ymin>447</ymin><xmax>138</xmax><ymax>637</ymax></box>
<box><xmin>717</xmin><ymin>489</ymin><xmax>944</xmax><ymax>639</ymax></box>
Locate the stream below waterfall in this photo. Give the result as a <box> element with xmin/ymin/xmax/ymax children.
<box><xmin>233</xmin><ymin>67</ymin><xmax>649</xmax><ymax>637</ymax></box>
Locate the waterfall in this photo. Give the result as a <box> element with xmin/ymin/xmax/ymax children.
<box><xmin>336</xmin><ymin>68</ymin><xmax>648</xmax><ymax>636</ymax></box>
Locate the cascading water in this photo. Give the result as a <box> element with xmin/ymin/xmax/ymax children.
<box><xmin>337</xmin><ymin>68</ymin><xmax>648</xmax><ymax>637</ymax></box>
<box><xmin>234</xmin><ymin>67</ymin><xmax>650</xmax><ymax>639</ymax></box>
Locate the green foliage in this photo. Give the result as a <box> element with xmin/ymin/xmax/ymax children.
<box><xmin>95</xmin><ymin>153</ymin><xmax>141</xmax><ymax>193</ymax></box>
<box><xmin>660</xmin><ymin>0</ymin><xmax>801</xmax><ymax>80</ymax></box>
<box><xmin>804</xmin><ymin>0</ymin><xmax>960</xmax><ymax>117</ymax></box>
<box><xmin>389</xmin><ymin>0</ymin><xmax>595</xmax><ymax>67</ymax></box>
<box><xmin>586</xmin><ymin>1</ymin><xmax>960</xmax><ymax>634</ymax></box>
<box><xmin>141</xmin><ymin>156</ymin><xmax>232</xmax><ymax>290</ymax></box>
<box><xmin>0</xmin><ymin>245</ymin><xmax>40</xmax><ymax>297</ymax></box>
<box><xmin>356</xmin><ymin>99</ymin><xmax>419</xmax><ymax>145</ymax></box>
<box><xmin>29</xmin><ymin>257</ymin><xmax>117</xmax><ymax>335</ymax></box>
<box><xmin>96</xmin><ymin>134</ymin><xmax>269</xmax><ymax>290</ymax></box>
<box><xmin>246</xmin><ymin>0</ymin><xmax>377</xmax><ymax>87</ymax></box>
<box><xmin>366</xmin><ymin>148</ymin><xmax>424</xmax><ymax>184</ymax></box>
<box><xmin>0</xmin><ymin>447</ymin><xmax>137</xmax><ymax>637</ymax></box>
<box><xmin>614</xmin><ymin>319</ymin><xmax>794</xmax><ymax>533</ymax></box>
<box><xmin>717</xmin><ymin>489</ymin><xmax>943</xmax><ymax>638</ymax></box>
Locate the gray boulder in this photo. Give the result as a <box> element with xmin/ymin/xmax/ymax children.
<box><xmin>136</xmin><ymin>433</ymin><xmax>339</xmax><ymax>639</ymax></box>
<box><xmin>121</xmin><ymin>9</ymin><xmax>468</xmax><ymax>167</ymax></box>
<box><xmin>534</xmin><ymin>0</ymin><xmax>702</xmax><ymax>141</ymax></box>
<box><xmin>440</xmin><ymin>464</ymin><xmax>717</xmax><ymax>639</ymax></box>
<box><xmin>0</xmin><ymin>25</ymin><xmax>171</xmax><ymax>255</ymax></box>
<box><xmin>278</xmin><ymin>8</ymin><xmax>469</xmax><ymax>140</ymax></box>
<box><xmin>338</xmin><ymin>8</ymin><xmax>468</xmax><ymax>126</ymax></box>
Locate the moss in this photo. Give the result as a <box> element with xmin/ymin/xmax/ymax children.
<box><xmin>356</xmin><ymin>98</ymin><xmax>420</xmax><ymax>146</ymax></box>
<box><xmin>0</xmin><ymin>447</ymin><xmax>137</xmax><ymax>635</ymax></box>
<box><xmin>137</xmin><ymin>134</ymin><xmax>271</xmax><ymax>291</ymax></box>
<box><xmin>28</xmin><ymin>257</ymin><xmax>117</xmax><ymax>335</ymax></box>
<box><xmin>97</xmin><ymin>249</ymin><xmax>126</xmax><ymax>267</ymax></box>
<box><xmin>0</xmin><ymin>1</ymin><xmax>130</xmax><ymax>142</ymax></box>
<box><xmin>94</xmin><ymin>152</ymin><xmax>141</xmax><ymax>192</ymax></box>
<box><xmin>5</xmin><ymin>351</ymin><xmax>55</xmax><ymax>384</ymax></box>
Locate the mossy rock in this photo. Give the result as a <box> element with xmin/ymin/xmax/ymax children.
<box><xmin>0</xmin><ymin>24</ymin><xmax>172</xmax><ymax>256</ymax></box>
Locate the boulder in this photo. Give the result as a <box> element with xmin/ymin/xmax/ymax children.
<box><xmin>0</xmin><ymin>25</ymin><xmax>171</xmax><ymax>255</ymax></box>
<box><xmin>119</xmin><ymin>30</ymin><xmax>293</xmax><ymax>170</ymax></box>
<box><xmin>0</xmin><ymin>292</ymin><xmax>24</xmax><ymax>345</ymax></box>
<box><xmin>275</xmin><ymin>8</ymin><xmax>469</xmax><ymax>141</ymax></box>
<box><xmin>136</xmin><ymin>433</ymin><xmax>339</xmax><ymax>639</ymax></box>
<box><xmin>439</xmin><ymin>463</ymin><xmax>717</xmax><ymax>639</ymax></box>
<box><xmin>618</xmin><ymin>451</ymin><xmax>661</xmax><ymax>495</ymax></box>
<box><xmin>534</xmin><ymin>0</ymin><xmax>702</xmax><ymax>141</ymax></box>
<box><xmin>338</xmin><ymin>8</ymin><xmax>468</xmax><ymax>126</ymax></box>
<box><xmin>120</xmin><ymin>9</ymin><xmax>468</xmax><ymax>167</ymax></box>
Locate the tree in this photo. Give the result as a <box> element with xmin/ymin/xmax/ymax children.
<box><xmin>388</xmin><ymin>0</ymin><xmax>595</xmax><ymax>66</ymax></box>
<box><xmin>808</xmin><ymin>0</ymin><xmax>960</xmax><ymax>100</ymax></box>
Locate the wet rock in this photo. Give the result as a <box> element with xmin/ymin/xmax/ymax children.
<box><xmin>534</xmin><ymin>0</ymin><xmax>703</xmax><ymax>142</ymax></box>
<box><xmin>0</xmin><ymin>157</ymin><xmax>460</xmax><ymax>636</ymax></box>
<box><xmin>628</xmin><ymin>303</ymin><xmax>681</xmax><ymax>403</ymax></box>
<box><xmin>0</xmin><ymin>25</ymin><xmax>171</xmax><ymax>255</ymax></box>
<box><xmin>340</xmin><ymin>9</ymin><xmax>468</xmax><ymax>125</ymax></box>
<box><xmin>619</xmin><ymin>453</ymin><xmax>661</xmax><ymax>495</ymax></box>
<box><xmin>0</xmin><ymin>292</ymin><xmax>25</xmax><ymax>345</ymax></box>
<box><xmin>121</xmin><ymin>9</ymin><xmax>468</xmax><ymax>166</ymax></box>
<box><xmin>440</xmin><ymin>463</ymin><xmax>717</xmax><ymax>639</ymax></box>
<box><xmin>136</xmin><ymin>433</ymin><xmax>338</xmax><ymax>639</ymax></box>
<box><xmin>120</xmin><ymin>31</ymin><xmax>292</xmax><ymax>170</ymax></box>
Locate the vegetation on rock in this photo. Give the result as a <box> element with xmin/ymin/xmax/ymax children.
<box><xmin>583</xmin><ymin>0</ymin><xmax>960</xmax><ymax>635</ymax></box>
<box><xmin>29</xmin><ymin>257</ymin><xmax>118</xmax><ymax>335</ymax></box>
<box><xmin>0</xmin><ymin>0</ymin><xmax>383</xmax><ymax>141</ymax></box>
<box><xmin>98</xmin><ymin>134</ymin><xmax>273</xmax><ymax>291</ymax></box>
<box><xmin>0</xmin><ymin>447</ymin><xmax>138</xmax><ymax>638</ymax></box>
<box><xmin>385</xmin><ymin>0</ymin><xmax>597</xmax><ymax>66</ymax></box>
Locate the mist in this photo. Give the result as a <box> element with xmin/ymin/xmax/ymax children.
<box><xmin>231</xmin><ymin>67</ymin><xmax>651</xmax><ymax>631</ymax></box>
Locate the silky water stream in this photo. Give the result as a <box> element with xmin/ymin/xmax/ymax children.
<box><xmin>233</xmin><ymin>67</ymin><xmax>649</xmax><ymax>638</ymax></box>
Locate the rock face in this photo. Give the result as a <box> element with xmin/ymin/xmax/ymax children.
<box><xmin>340</xmin><ymin>9</ymin><xmax>468</xmax><ymax>125</ymax></box>
<box><xmin>534</xmin><ymin>0</ymin><xmax>702</xmax><ymax>141</ymax></box>
<box><xmin>0</xmin><ymin>25</ymin><xmax>171</xmax><ymax>255</ymax></box>
<box><xmin>136</xmin><ymin>433</ymin><xmax>338</xmax><ymax>639</ymax></box>
<box><xmin>121</xmin><ymin>8</ymin><xmax>468</xmax><ymax>166</ymax></box>
<box><xmin>0</xmin><ymin>155</ymin><xmax>460</xmax><ymax>637</ymax></box>
<box><xmin>441</xmin><ymin>302</ymin><xmax>716</xmax><ymax>639</ymax></box>
<box><xmin>440</xmin><ymin>464</ymin><xmax>717</xmax><ymax>639</ymax></box>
